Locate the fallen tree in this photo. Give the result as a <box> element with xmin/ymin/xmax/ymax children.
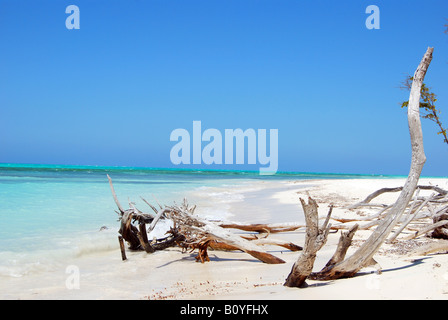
<box><xmin>107</xmin><ymin>175</ymin><xmax>302</xmax><ymax>264</ymax></box>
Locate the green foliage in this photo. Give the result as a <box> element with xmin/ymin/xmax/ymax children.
<box><xmin>401</xmin><ymin>75</ymin><xmax>448</xmax><ymax>145</ymax></box>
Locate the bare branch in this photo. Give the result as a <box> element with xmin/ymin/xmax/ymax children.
<box><xmin>107</xmin><ymin>174</ymin><xmax>125</xmax><ymax>214</ymax></box>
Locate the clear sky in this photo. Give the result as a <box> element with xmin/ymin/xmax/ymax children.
<box><xmin>1</xmin><ymin>0</ymin><xmax>447</xmax><ymax>176</ymax></box>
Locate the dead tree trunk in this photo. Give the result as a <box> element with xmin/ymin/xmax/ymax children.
<box><xmin>284</xmin><ymin>47</ymin><xmax>434</xmax><ymax>286</ymax></box>
<box><xmin>284</xmin><ymin>199</ymin><xmax>332</xmax><ymax>287</ymax></box>
<box><xmin>314</xmin><ymin>47</ymin><xmax>433</xmax><ymax>279</ymax></box>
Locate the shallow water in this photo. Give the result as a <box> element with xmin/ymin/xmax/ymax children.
<box><xmin>0</xmin><ymin>164</ymin><xmax>377</xmax><ymax>279</ymax></box>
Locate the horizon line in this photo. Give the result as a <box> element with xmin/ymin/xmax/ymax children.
<box><xmin>1</xmin><ymin>161</ymin><xmax>445</xmax><ymax>179</ymax></box>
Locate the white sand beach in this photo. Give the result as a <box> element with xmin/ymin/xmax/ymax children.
<box><xmin>2</xmin><ymin>177</ymin><xmax>448</xmax><ymax>300</ymax></box>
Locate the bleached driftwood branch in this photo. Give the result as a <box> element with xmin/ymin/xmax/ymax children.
<box><xmin>348</xmin><ymin>185</ymin><xmax>447</xmax><ymax>209</ymax></box>
<box><xmin>313</xmin><ymin>47</ymin><xmax>434</xmax><ymax>279</ymax></box>
<box><xmin>284</xmin><ymin>47</ymin><xmax>439</xmax><ymax>287</ymax></box>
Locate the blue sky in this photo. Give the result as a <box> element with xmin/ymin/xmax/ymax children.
<box><xmin>0</xmin><ymin>0</ymin><xmax>447</xmax><ymax>176</ymax></box>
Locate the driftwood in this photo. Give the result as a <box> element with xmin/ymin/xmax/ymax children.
<box><xmin>283</xmin><ymin>200</ymin><xmax>332</xmax><ymax>287</ymax></box>
<box><xmin>430</xmin><ymin>208</ymin><xmax>448</xmax><ymax>239</ymax></box>
<box><xmin>218</xmin><ymin>222</ymin><xmax>303</xmax><ymax>234</ymax></box>
<box><xmin>106</xmin><ymin>47</ymin><xmax>448</xmax><ymax>291</ymax></box>
<box><xmin>333</xmin><ymin>188</ymin><xmax>447</xmax><ymax>240</ymax></box>
<box><xmin>284</xmin><ymin>47</ymin><xmax>438</xmax><ymax>287</ymax></box>
<box><xmin>348</xmin><ymin>185</ymin><xmax>447</xmax><ymax>209</ymax></box>
<box><xmin>403</xmin><ymin>219</ymin><xmax>448</xmax><ymax>240</ymax></box>
<box><xmin>310</xmin><ymin>223</ymin><xmax>359</xmax><ymax>279</ymax></box>
<box><xmin>408</xmin><ymin>240</ymin><xmax>448</xmax><ymax>257</ymax></box>
<box><xmin>118</xmin><ymin>236</ymin><xmax>127</xmax><ymax>261</ymax></box>
<box><xmin>107</xmin><ymin>175</ymin><xmax>301</xmax><ymax>264</ymax></box>
<box><xmin>311</xmin><ymin>47</ymin><xmax>433</xmax><ymax>279</ymax></box>
<box><xmin>168</xmin><ymin>200</ymin><xmax>287</xmax><ymax>264</ymax></box>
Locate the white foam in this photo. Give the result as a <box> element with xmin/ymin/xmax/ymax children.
<box><xmin>147</xmin><ymin>218</ymin><xmax>174</xmax><ymax>240</ymax></box>
<box><xmin>0</xmin><ymin>228</ymin><xmax>120</xmax><ymax>279</ymax></box>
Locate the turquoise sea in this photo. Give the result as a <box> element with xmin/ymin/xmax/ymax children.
<box><xmin>0</xmin><ymin>163</ymin><xmax>389</xmax><ymax>278</ymax></box>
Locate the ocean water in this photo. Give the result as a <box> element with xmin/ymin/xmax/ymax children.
<box><xmin>0</xmin><ymin>164</ymin><xmax>382</xmax><ymax>279</ymax></box>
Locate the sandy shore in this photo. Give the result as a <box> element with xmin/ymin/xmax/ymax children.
<box><xmin>2</xmin><ymin>177</ymin><xmax>448</xmax><ymax>300</ymax></box>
